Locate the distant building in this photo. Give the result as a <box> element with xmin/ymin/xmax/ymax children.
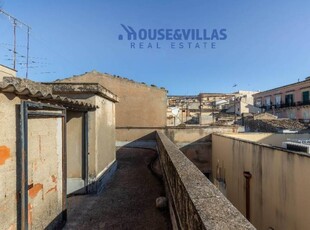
<box><xmin>225</xmin><ymin>91</ymin><xmax>260</xmax><ymax>116</ymax></box>
<box><xmin>198</xmin><ymin>93</ymin><xmax>231</xmax><ymax>109</ymax></box>
<box><xmin>253</xmin><ymin>77</ymin><xmax>310</xmax><ymax>121</ymax></box>
<box><xmin>167</xmin><ymin>91</ymin><xmax>259</xmax><ymax>126</ymax></box>
<box><xmin>167</xmin><ymin>95</ymin><xmax>199</xmax><ymax>126</ymax></box>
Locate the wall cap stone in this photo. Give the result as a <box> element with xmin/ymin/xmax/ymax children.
<box><xmin>156</xmin><ymin>131</ymin><xmax>256</xmax><ymax>229</ymax></box>
<box><xmin>213</xmin><ymin>133</ymin><xmax>310</xmax><ymax>158</ymax></box>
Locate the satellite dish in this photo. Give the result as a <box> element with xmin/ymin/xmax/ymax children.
<box><xmin>171</xmin><ymin>107</ymin><xmax>179</xmax><ymax>117</ymax></box>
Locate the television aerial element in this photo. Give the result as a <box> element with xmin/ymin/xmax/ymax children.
<box><xmin>171</xmin><ymin>107</ymin><xmax>179</xmax><ymax>117</ymax></box>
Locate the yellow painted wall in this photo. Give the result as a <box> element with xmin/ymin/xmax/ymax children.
<box><xmin>28</xmin><ymin>118</ymin><xmax>63</xmax><ymax>229</ymax></box>
<box><xmin>212</xmin><ymin>133</ymin><xmax>310</xmax><ymax>230</ymax></box>
<box><xmin>224</xmin><ymin>133</ymin><xmax>310</xmax><ymax>147</ymax></box>
<box><xmin>66</xmin><ymin>111</ymin><xmax>83</xmax><ymax>178</ymax></box>
<box><xmin>0</xmin><ymin>93</ymin><xmax>20</xmax><ymax>230</ymax></box>
<box><xmin>59</xmin><ymin>72</ymin><xmax>167</xmax><ymax>128</ymax></box>
<box><xmin>95</xmin><ymin>96</ymin><xmax>116</xmax><ymax>176</ymax></box>
<box><xmin>0</xmin><ymin>93</ymin><xmax>64</xmax><ymax>229</ymax></box>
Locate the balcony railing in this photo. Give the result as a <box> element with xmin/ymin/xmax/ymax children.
<box><xmin>260</xmin><ymin>101</ymin><xmax>310</xmax><ymax>110</ymax></box>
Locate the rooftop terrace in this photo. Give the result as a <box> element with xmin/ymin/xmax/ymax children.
<box><xmin>64</xmin><ymin>132</ymin><xmax>255</xmax><ymax>229</ymax></box>
<box><xmin>64</xmin><ymin>147</ymin><xmax>171</xmax><ymax>229</ymax></box>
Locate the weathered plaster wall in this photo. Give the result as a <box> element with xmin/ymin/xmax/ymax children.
<box><xmin>51</xmin><ymin>92</ymin><xmax>117</xmax><ymax>193</ymax></box>
<box><xmin>66</xmin><ymin>111</ymin><xmax>84</xmax><ymax>194</ymax></box>
<box><xmin>55</xmin><ymin>93</ymin><xmax>98</xmax><ymax>182</ymax></box>
<box><xmin>165</xmin><ymin>126</ymin><xmax>239</xmax><ymax>143</ymax></box>
<box><xmin>0</xmin><ymin>65</ymin><xmax>16</xmax><ymax>81</ymax></box>
<box><xmin>59</xmin><ymin>71</ymin><xmax>167</xmax><ymax>127</ymax></box>
<box><xmin>212</xmin><ymin>133</ymin><xmax>310</xmax><ymax>230</ymax></box>
<box><xmin>200</xmin><ymin>112</ymin><xmax>214</xmax><ymax>125</ymax></box>
<box><xmin>85</xmin><ymin>95</ymin><xmax>116</xmax><ymax>193</ymax></box>
<box><xmin>95</xmin><ymin>96</ymin><xmax>116</xmax><ymax>175</ymax></box>
<box><xmin>0</xmin><ymin>93</ymin><xmax>20</xmax><ymax>230</ymax></box>
<box><xmin>222</xmin><ymin>133</ymin><xmax>274</xmax><ymax>142</ymax></box>
<box><xmin>223</xmin><ymin>133</ymin><xmax>310</xmax><ymax>147</ymax></box>
<box><xmin>156</xmin><ymin>132</ymin><xmax>255</xmax><ymax>230</ymax></box>
<box><xmin>116</xmin><ymin>128</ymin><xmax>160</xmax><ymax>143</ymax></box>
<box><xmin>28</xmin><ymin>118</ymin><xmax>63</xmax><ymax>229</ymax></box>
<box><xmin>116</xmin><ymin>126</ymin><xmax>239</xmax><ymax>143</ymax></box>
<box><xmin>275</xmin><ymin>106</ymin><xmax>310</xmax><ymax>120</ymax></box>
<box><xmin>67</xmin><ymin>111</ymin><xmax>83</xmax><ymax>178</ymax></box>
<box><xmin>0</xmin><ymin>92</ymin><xmax>64</xmax><ymax>229</ymax></box>
<box><xmin>167</xmin><ymin>126</ymin><xmax>239</xmax><ymax>175</ymax></box>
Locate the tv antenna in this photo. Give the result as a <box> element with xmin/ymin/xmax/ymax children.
<box><xmin>0</xmin><ymin>9</ymin><xmax>31</xmax><ymax>78</ymax></box>
<box><xmin>171</xmin><ymin>107</ymin><xmax>179</xmax><ymax>117</ymax></box>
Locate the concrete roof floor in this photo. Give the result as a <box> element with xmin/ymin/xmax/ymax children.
<box><xmin>64</xmin><ymin>148</ymin><xmax>171</xmax><ymax>230</ymax></box>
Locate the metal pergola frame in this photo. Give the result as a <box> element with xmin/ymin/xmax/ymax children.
<box><xmin>18</xmin><ymin>101</ymin><xmax>67</xmax><ymax>230</ymax></box>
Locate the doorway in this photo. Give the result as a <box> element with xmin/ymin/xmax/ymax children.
<box><xmin>66</xmin><ymin>111</ymin><xmax>88</xmax><ymax>195</ymax></box>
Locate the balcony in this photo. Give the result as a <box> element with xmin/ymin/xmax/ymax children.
<box><xmin>260</xmin><ymin>100</ymin><xmax>310</xmax><ymax>110</ymax></box>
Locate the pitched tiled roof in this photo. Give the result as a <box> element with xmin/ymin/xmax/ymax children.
<box><xmin>0</xmin><ymin>77</ymin><xmax>97</xmax><ymax>109</ymax></box>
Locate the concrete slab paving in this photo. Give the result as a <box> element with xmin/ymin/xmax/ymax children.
<box><xmin>64</xmin><ymin>148</ymin><xmax>171</xmax><ymax>230</ymax></box>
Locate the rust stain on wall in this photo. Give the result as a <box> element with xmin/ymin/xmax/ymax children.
<box><xmin>29</xmin><ymin>183</ymin><xmax>43</xmax><ymax>199</ymax></box>
<box><xmin>39</xmin><ymin>135</ymin><xmax>42</xmax><ymax>153</ymax></box>
<box><xmin>51</xmin><ymin>175</ymin><xmax>57</xmax><ymax>183</ymax></box>
<box><xmin>45</xmin><ymin>185</ymin><xmax>57</xmax><ymax>194</ymax></box>
<box><xmin>0</xmin><ymin>146</ymin><xmax>10</xmax><ymax>165</ymax></box>
<box><xmin>7</xmin><ymin>223</ymin><xmax>16</xmax><ymax>230</ymax></box>
<box><xmin>28</xmin><ymin>204</ymin><xmax>33</xmax><ymax>225</ymax></box>
<box><xmin>33</xmin><ymin>161</ymin><xmax>38</xmax><ymax>171</ymax></box>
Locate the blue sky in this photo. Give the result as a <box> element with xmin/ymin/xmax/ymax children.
<box><xmin>0</xmin><ymin>0</ymin><xmax>309</xmax><ymax>95</ymax></box>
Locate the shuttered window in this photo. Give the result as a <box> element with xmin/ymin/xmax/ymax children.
<box><xmin>285</xmin><ymin>94</ymin><xmax>294</xmax><ymax>105</ymax></box>
<box><xmin>302</xmin><ymin>91</ymin><xmax>309</xmax><ymax>103</ymax></box>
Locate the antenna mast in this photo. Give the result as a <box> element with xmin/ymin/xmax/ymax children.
<box><xmin>0</xmin><ymin>9</ymin><xmax>31</xmax><ymax>78</ymax></box>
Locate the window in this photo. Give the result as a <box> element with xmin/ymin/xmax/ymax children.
<box><xmin>302</xmin><ymin>91</ymin><xmax>309</xmax><ymax>104</ymax></box>
<box><xmin>285</xmin><ymin>94</ymin><xmax>294</xmax><ymax>106</ymax></box>
<box><xmin>243</xmin><ymin>172</ymin><xmax>252</xmax><ymax>221</ymax></box>
<box><xmin>265</xmin><ymin>96</ymin><xmax>271</xmax><ymax>109</ymax></box>
<box><xmin>255</xmin><ymin>98</ymin><xmax>262</xmax><ymax>107</ymax></box>
<box><xmin>275</xmin><ymin>95</ymin><xmax>281</xmax><ymax>108</ymax></box>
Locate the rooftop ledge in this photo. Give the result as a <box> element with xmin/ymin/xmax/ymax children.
<box><xmin>156</xmin><ymin>131</ymin><xmax>255</xmax><ymax>229</ymax></box>
<box><xmin>0</xmin><ymin>77</ymin><xmax>97</xmax><ymax>109</ymax></box>
<box><xmin>43</xmin><ymin>82</ymin><xmax>119</xmax><ymax>103</ymax></box>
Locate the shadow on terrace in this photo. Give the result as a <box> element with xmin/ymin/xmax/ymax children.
<box><xmin>64</xmin><ymin>131</ymin><xmax>254</xmax><ymax>230</ymax></box>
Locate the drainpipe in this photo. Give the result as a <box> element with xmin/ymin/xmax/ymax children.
<box><xmin>243</xmin><ymin>171</ymin><xmax>252</xmax><ymax>221</ymax></box>
<box><xmin>234</xmin><ymin>96</ymin><xmax>236</xmax><ymax>123</ymax></box>
<box><xmin>199</xmin><ymin>100</ymin><xmax>202</xmax><ymax>125</ymax></box>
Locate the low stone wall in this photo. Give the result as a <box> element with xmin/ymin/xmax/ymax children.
<box><xmin>116</xmin><ymin>126</ymin><xmax>239</xmax><ymax>175</ymax></box>
<box><xmin>156</xmin><ymin>131</ymin><xmax>255</xmax><ymax>230</ymax></box>
<box><xmin>116</xmin><ymin>126</ymin><xmax>239</xmax><ymax>143</ymax></box>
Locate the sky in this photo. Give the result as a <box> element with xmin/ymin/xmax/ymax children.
<box><xmin>0</xmin><ymin>0</ymin><xmax>309</xmax><ymax>95</ymax></box>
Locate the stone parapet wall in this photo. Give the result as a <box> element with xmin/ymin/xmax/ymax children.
<box><xmin>156</xmin><ymin>131</ymin><xmax>255</xmax><ymax>230</ymax></box>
